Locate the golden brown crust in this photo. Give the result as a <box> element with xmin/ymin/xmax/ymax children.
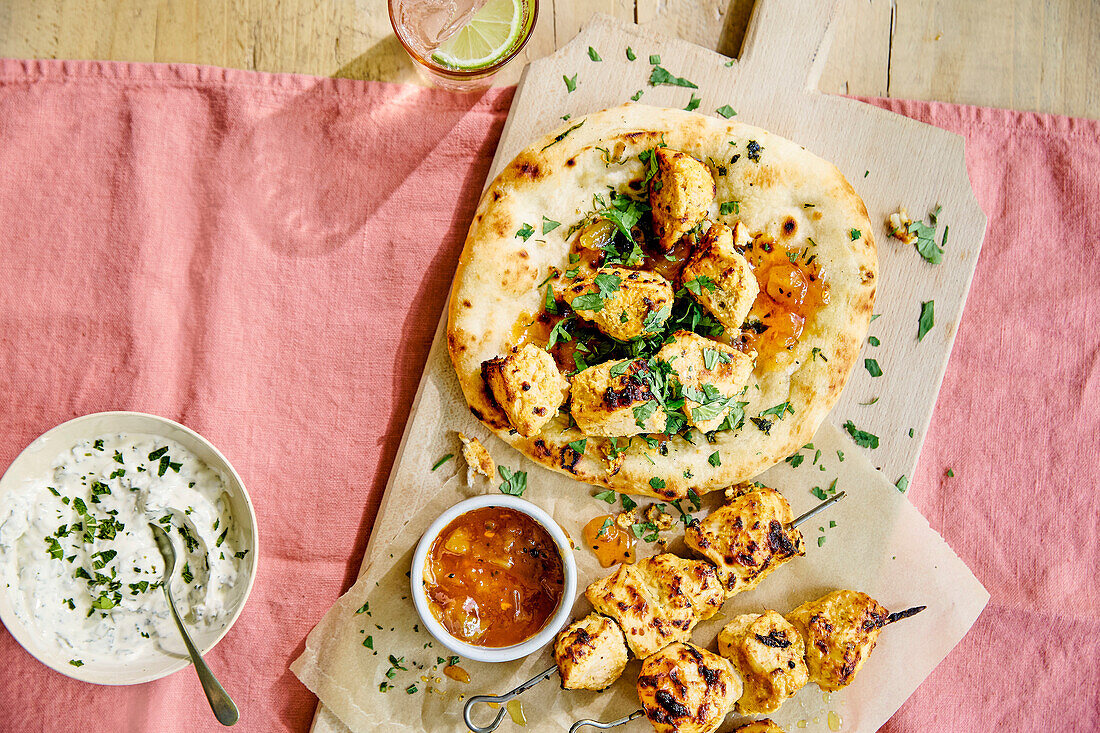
<box><xmin>636</xmin><ymin>642</ymin><xmax>741</xmax><ymax>733</ymax></box>
<box><xmin>447</xmin><ymin>104</ymin><xmax>876</xmax><ymax>497</ymax></box>
<box><xmin>785</xmin><ymin>589</ymin><xmax>889</xmax><ymax>691</ymax></box>
<box><xmin>717</xmin><ymin>611</ymin><xmax>809</xmax><ymax>715</ymax></box>
<box><xmin>733</xmin><ymin>720</ymin><xmax>786</xmax><ymax>733</ymax></box>
<box><xmin>553</xmin><ymin>613</ymin><xmax>629</xmax><ymax>691</ymax></box>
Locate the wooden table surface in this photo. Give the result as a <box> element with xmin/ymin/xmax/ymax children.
<box><xmin>1</xmin><ymin>0</ymin><xmax>1097</xmax><ymax>119</ymax></box>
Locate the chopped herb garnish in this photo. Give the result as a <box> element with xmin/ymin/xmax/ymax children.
<box><xmin>498</xmin><ymin>466</ymin><xmax>528</xmax><ymax>496</ymax></box>
<box><xmin>355</xmin><ymin>601</ymin><xmax>370</xmax><ymax>615</ymax></box>
<box><xmin>363</xmin><ymin>636</ymin><xmax>374</xmax><ymax>649</ymax></box>
<box><xmin>516</xmin><ymin>223</ymin><xmax>534</xmax><ymax>240</ymax></box>
<box><xmin>157</xmin><ymin>455</ymin><xmax>170</xmax><ymax>476</ymax></box>
<box><xmin>811</xmin><ymin>486</ymin><xmax>828</xmax><ymax>501</ymax></box>
<box><xmin>684</xmin><ymin>94</ymin><xmax>701</xmax><ymax>111</ymax></box>
<box><xmin>759</xmin><ymin>402</ymin><xmax>794</xmax><ymax>419</ymax></box>
<box><xmin>746</xmin><ymin>139</ymin><xmax>763</xmax><ymax>162</ymax></box>
<box><xmin>181</xmin><ymin>563</ymin><xmax>193</xmax><ymax>584</ymax></box>
<box><xmin>69</xmin><ymin>659</ymin><xmax>84</xmax><ymax>667</ymax></box>
<box><xmin>648</xmin><ymin>65</ymin><xmax>698</xmax><ymax>88</ymax></box>
<box><xmin>595</xmin><ymin>516</ymin><xmax>614</xmax><ymax>540</ymax></box>
<box><xmin>786</xmin><ymin>452</ymin><xmax>805</xmax><ymax>468</ymax></box>
<box><xmin>817</xmin><ymin>535</ymin><xmax>826</xmax><ymax>547</ymax></box>
<box><xmin>850</xmin><ymin>228</ymin><xmax>862</xmax><ymax>240</ymax></box>
<box><xmin>542</xmin><ymin>216</ymin><xmax>561</xmax><ymax>234</ymax></box>
<box><xmin>843</xmin><ymin>420</ymin><xmax>880</xmax><ymax>449</ymax></box>
<box><xmin>947</xmin><ymin>468</ymin><xmax>955</xmax><ymax>478</ymax></box>
<box><xmin>895</xmin><ymin>475</ymin><xmax>910</xmax><ymax>493</ymax></box>
<box><xmin>568</xmin><ymin>438</ymin><xmax>587</xmax><ymax>454</ymax></box>
<box><xmin>630</xmin><ymin>89</ymin><xmax>644</xmax><ymax>101</ymax></box>
<box><xmin>593</xmin><ymin>489</ymin><xmax>616</xmax><ymax>504</ymax></box>
<box><xmin>44</xmin><ymin>537</ymin><xmax>64</xmax><ymax>560</ymax></box>
<box><xmin>620</xmin><ymin>494</ymin><xmax>638</xmax><ymax>511</ymax></box>
<box><xmin>540</xmin><ymin>120</ymin><xmax>585</xmax><ymax>151</ymax></box>
<box><xmin>708</xmin><ymin>451</ymin><xmax>721</xmax><ymax>467</ymax></box>
<box><xmin>864</xmin><ymin>358</ymin><xmax>883</xmax><ymax>377</ymax></box>
<box><xmin>918</xmin><ymin>300</ymin><xmax>934</xmax><ymax>341</ymax></box>
<box><xmin>93</xmin><ymin>439</ymin><xmax>104</xmax><ymax>451</ymax></box>
<box><xmin>649</xmin><ymin>54</ymin><xmax>661</xmax><ymax>64</ymax></box>
<box><xmin>649</xmin><ymin>477</ymin><xmax>666</xmax><ymax>492</ymax></box>
<box><xmin>587</xmin><ymin>46</ymin><xmax>602</xmax><ymax>61</ymax></box>
<box><xmin>148</xmin><ymin>446</ymin><xmax>169</xmax><ymax>461</ymax></box>
<box><xmin>626</xmin><ymin>47</ymin><xmax>636</xmax><ymax>61</ymax></box>
<box><xmin>868</xmin><ymin>336</ymin><xmax>880</xmax><ymax>346</ymax></box>
<box><xmin>563</xmin><ymin>73</ymin><xmax>577</xmax><ymax>92</ymax></box>
<box><xmin>715</xmin><ymin>104</ymin><xmax>736</xmax><ymax>119</ymax></box>
<box><xmin>431</xmin><ymin>454</ymin><xmax>454</xmax><ymax>471</ymax></box>
<box><xmin>719</xmin><ymin>200</ymin><xmax>740</xmax><ymax>215</ymax></box>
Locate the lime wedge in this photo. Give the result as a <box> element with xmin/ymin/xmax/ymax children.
<box><xmin>430</xmin><ymin>0</ymin><xmax>524</xmax><ymax>71</ymax></box>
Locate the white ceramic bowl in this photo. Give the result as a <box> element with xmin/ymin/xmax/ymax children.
<box><xmin>0</xmin><ymin>411</ymin><xmax>259</xmax><ymax>685</ymax></box>
<box><xmin>410</xmin><ymin>494</ymin><xmax>577</xmax><ymax>663</ymax></box>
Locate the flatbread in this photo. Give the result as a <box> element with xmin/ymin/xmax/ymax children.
<box><xmin>447</xmin><ymin>104</ymin><xmax>875</xmax><ymax>499</ymax></box>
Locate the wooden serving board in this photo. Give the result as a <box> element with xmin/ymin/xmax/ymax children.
<box><xmin>311</xmin><ymin>2</ymin><xmax>986</xmax><ymax>730</ymax></box>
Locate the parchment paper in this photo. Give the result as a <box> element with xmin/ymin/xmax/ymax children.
<box><xmin>291</xmin><ymin>420</ymin><xmax>988</xmax><ymax>733</ymax></box>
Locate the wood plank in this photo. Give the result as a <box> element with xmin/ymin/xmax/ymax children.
<box><xmin>887</xmin><ymin>0</ymin><xmax>1100</xmax><ymax>118</ymax></box>
<box><xmin>1</xmin><ymin>0</ymin><xmax>1097</xmax><ymax>117</ymax></box>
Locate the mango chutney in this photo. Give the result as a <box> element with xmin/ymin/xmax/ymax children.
<box><xmin>423</xmin><ymin>506</ymin><xmax>565</xmax><ymax>648</ymax></box>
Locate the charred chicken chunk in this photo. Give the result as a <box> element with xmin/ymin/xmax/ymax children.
<box><xmin>569</xmin><ymin>358</ymin><xmax>666</xmax><ymax>437</ymax></box>
<box><xmin>481</xmin><ymin>344</ymin><xmax>569</xmax><ymax>437</ymax></box>
<box><xmin>717</xmin><ymin>611</ymin><xmax>809</xmax><ymax>715</ymax></box>
<box><xmin>649</xmin><ymin>148</ymin><xmax>716</xmax><ymax>251</ymax></box>
<box><xmin>566</xmin><ymin>267</ymin><xmax>673</xmax><ymax>341</ymax></box>
<box><xmin>636</xmin><ymin>642</ymin><xmax>741</xmax><ymax>733</ymax></box>
<box><xmin>684</xmin><ymin>484</ymin><xmax>804</xmax><ymax>596</ymax></box>
<box><xmin>733</xmin><ymin>720</ymin><xmax>787</xmax><ymax>733</ymax></box>
<box><xmin>585</xmin><ymin>553</ymin><xmax>722</xmax><ymax>658</ymax></box>
<box><xmin>679</xmin><ymin>222</ymin><xmax>759</xmax><ymax>333</ymax></box>
<box><xmin>553</xmin><ymin>613</ymin><xmax>629</xmax><ymax>691</ymax></box>
<box><xmin>785</xmin><ymin>589</ymin><xmax>891</xmax><ymax>691</ymax></box>
<box><xmin>655</xmin><ymin>330</ymin><xmax>755</xmax><ymax>432</ymax></box>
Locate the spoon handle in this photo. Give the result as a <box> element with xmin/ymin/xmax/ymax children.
<box><xmin>162</xmin><ymin>586</ymin><xmax>240</xmax><ymax>726</ymax></box>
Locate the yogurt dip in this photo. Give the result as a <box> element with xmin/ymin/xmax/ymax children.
<box><xmin>0</xmin><ymin>433</ymin><xmax>248</xmax><ymax>668</ymax></box>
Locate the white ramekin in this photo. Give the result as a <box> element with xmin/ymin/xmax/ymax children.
<box><xmin>409</xmin><ymin>494</ymin><xmax>577</xmax><ymax>663</ymax></box>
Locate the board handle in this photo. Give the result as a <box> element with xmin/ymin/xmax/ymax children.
<box><xmin>736</xmin><ymin>0</ymin><xmax>841</xmax><ymax>92</ymax></box>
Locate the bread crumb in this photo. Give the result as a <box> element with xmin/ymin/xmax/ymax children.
<box><xmin>645</xmin><ymin>504</ymin><xmax>675</xmax><ymax>531</ymax></box>
<box><xmin>458</xmin><ymin>433</ymin><xmax>495</xmax><ymax>485</ymax></box>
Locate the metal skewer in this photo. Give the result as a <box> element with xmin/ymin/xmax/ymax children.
<box><xmin>569</xmin><ymin>710</ymin><xmax>646</xmax><ymax>732</ymax></box>
<box><xmin>463</xmin><ymin>666</ymin><xmax>558</xmax><ymax>733</ymax></box>
<box><xmin>788</xmin><ymin>491</ymin><xmax>847</xmax><ymax>529</ymax></box>
<box><xmin>463</xmin><ymin>493</ymin><xmax>848</xmax><ymax>733</ymax></box>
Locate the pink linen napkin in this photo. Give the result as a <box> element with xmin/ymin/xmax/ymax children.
<box><xmin>0</xmin><ymin>59</ymin><xmax>1097</xmax><ymax>732</ymax></box>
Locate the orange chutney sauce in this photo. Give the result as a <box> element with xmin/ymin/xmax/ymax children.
<box><xmin>423</xmin><ymin>507</ymin><xmax>565</xmax><ymax>648</ymax></box>
<box><xmin>581</xmin><ymin>514</ymin><xmax>636</xmax><ymax>568</ymax></box>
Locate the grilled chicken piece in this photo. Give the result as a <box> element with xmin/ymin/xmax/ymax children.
<box><xmin>636</xmin><ymin>642</ymin><xmax>740</xmax><ymax>733</ymax></box>
<box><xmin>585</xmin><ymin>553</ymin><xmax>723</xmax><ymax>658</ymax></box>
<box><xmin>684</xmin><ymin>484</ymin><xmax>804</xmax><ymax>597</ymax></box>
<box><xmin>553</xmin><ymin>613</ymin><xmax>629</xmax><ymax>691</ymax></box>
<box><xmin>655</xmin><ymin>330</ymin><xmax>755</xmax><ymax>432</ymax></box>
<box><xmin>649</xmin><ymin>148</ymin><xmax>716</xmax><ymax>251</ymax></box>
<box><xmin>569</xmin><ymin>357</ymin><xmax>666</xmax><ymax>437</ymax></box>
<box><xmin>717</xmin><ymin>611</ymin><xmax>809</xmax><ymax>715</ymax></box>
<box><xmin>733</xmin><ymin>720</ymin><xmax>786</xmax><ymax>733</ymax></box>
<box><xmin>785</xmin><ymin>589</ymin><xmax>891</xmax><ymax>691</ymax></box>
<box><xmin>566</xmin><ymin>266</ymin><xmax>673</xmax><ymax>341</ymax></box>
<box><xmin>679</xmin><ymin>222</ymin><xmax>759</xmax><ymax>333</ymax></box>
<box><xmin>481</xmin><ymin>344</ymin><xmax>569</xmax><ymax>437</ymax></box>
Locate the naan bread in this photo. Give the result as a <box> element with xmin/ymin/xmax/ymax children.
<box><xmin>447</xmin><ymin>104</ymin><xmax>875</xmax><ymax>499</ymax></box>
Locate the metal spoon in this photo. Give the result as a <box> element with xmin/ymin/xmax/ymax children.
<box><xmin>149</xmin><ymin>522</ymin><xmax>240</xmax><ymax>726</ymax></box>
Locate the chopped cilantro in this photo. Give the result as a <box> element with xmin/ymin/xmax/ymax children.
<box><xmin>516</xmin><ymin>223</ymin><xmax>534</xmax><ymax>240</ymax></box>
<box><xmin>817</xmin><ymin>535</ymin><xmax>826</xmax><ymax>547</ymax></box>
<box><xmin>363</xmin><ymin>636</ymin><xmax>374</xmax><ymax>649</ymax></box>
<box><xmin>649</xmin><ymin>477</ymin><xmax>666</xmax><ymax>492</ymax></box>
<box><xmin>620</xmin><ymin>493</ymin><xmax>638</xmax><ymax>511</ymax></box>
<box><xmin>811</xmin><ymin>486</ymin><xmax>828</xmax><ymax>501</ymax></box>
<box><xmin>626</xmin><ymin>47</ymin><xmax>636</xmax><ymax>61</ymax></box>
<box><xmin>593</xmin><ymin>489</ymin><xmax>616</xmax><ymax>504</ymax></box>
<box><xmin>850</xmin><ymin>228</ymin><xmax>862</xmax><ymax>240</ymax></box>
<box><xmin>431</xmin><ymin>454</ymin><xmax>454</xmax><ymax>471</ymax></box>
<box><xmin>498</xmin><ymin>466</ymin><xmax>528</xmax><ymax>496</ymax></box>
<box><xmin>715</xmin><ymin>104</ymin><xmax>736</xmax><ymax>118</ymax></box>
<box><xmin>542</xmin><ymin>216</ymin><xmax>561</xmax><ymax>234</ymax></box>
<box><xmin>648</xmin><ymin>65</ymin><xmax>698</xmax><ymax>88</ymax></box>
<box><xmin>947</xmin><ymin>468</ymin><xmax>955</xmax><ymax>478</ymax></box>
<box><xmin>719</xmin><ymin>200</ymin><xmax>740</xmax><ymax>215</ymax></box>
<box><xmin>563</xmin><ymin>73</ymin><xmax>577</xmax><ymax>92</ymax></box>
<box><xmin>868</xmin><ymin>336</ymin><xmax>880</xmax><ymax>346</ymax></box>
<box><xmin>181</xmin><ymin>563</ymin><xmax>193</xmax><ymax>584</ymax></box>
<box><xmin>568</xmin><ymin>438</ymin><xmax>587</xmax><ymax>454</ymax></box>
<box><xmin>113</xmin><ymin>450</ymin><xmax>124</xmax><ymax>464</ymax></box>
<box><xmin>630</xmin><ymin>89</ymin><xmax>644</xmax><ymax>101</ymax></box>
<box><xmin>895</xmin><ymin>475</ymin><xmax>910</xmax><ymax>493</ymax></box>
<box><xmin>649</xmin><ymin>54</ymin><xmax>661</xmax><ymax>64</ymax></box>
<box><xmin>864</xmin><ymin>358</ymin><xmax>883</xmax><ymax>377</ymax></box>
<box><xmin>92</xmin><ymin>439</ymin><xmax>104</xmax><ymax>451</ymax></box>
<box><xmin>148</xmin><ymin>446</ymin><xmax>168</xmax><ymax>461</ymax></box>
<box><xmin>69</xmin><ymin>659</ymin><xmax>84</xmax><ymax>667</ymax></box>
<box><xmin>708</xmin><ymin>451</ymin><xmax>721</xmax><ymax>467</ymax></box>
<box><xmin>785</xmin><ymin>452</ymin><xmax>805</xmax><ymax>468</ymax></box>
<box><xmin>587</xmin><ymin>46</ymin><xmax>601</xmax><ymax>61</ymax></box>
<box><xmin>918</xmin><ymin>300</ymin><xmax>934</xmax><ymax>341</ymax></box>
<box><xmin>843</xmin><ymin>420</ymin><xmax>879</xmax><ymax>449</ymax></box>
<box><xmin>684</xmin><ymin>94</ymin><xmax>701</xmax><ymax>111</ymax></box>
<box><xmin>355</xmin><ymin>601</ymin><xmax>370</xmax><ymax>615</ymax></box>
<box><xmin>759</xmin><ymin>402</ymin><xmax>794</xmax><ymax>419</ymax></box>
